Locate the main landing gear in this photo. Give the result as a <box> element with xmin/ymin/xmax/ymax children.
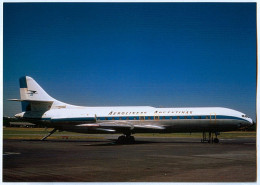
<box><xmin>201</xmin><ymin>131</ymin><xmax>219</xmax><ymax>143</ymax></box>
<box><xmin>41</xmin><ymin>128</ymin><xmax>57</xmax><ymax>141</ymax></box>
<box><xmin>116</xmin><ymin>134</ymin><xmax>135</xmax><ymax>144</ymax></box>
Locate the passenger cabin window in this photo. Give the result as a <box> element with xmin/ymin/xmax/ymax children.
<box><xmin>148</xmin><ymin>116</ymin><xmax>151</xmax><ymax>120</ymax></box>
<box><xmin>205</xmin><ymin>116</ymin><xmax>209</xmax><ymax>119</ymax></box>
<box><xmin>126</xmin><ymin>117</ymin><xmax>129</xmax><ymax>120</ymax></box>
<box><xmin>162</xmin><ymin>116</ymin><xmax>165</xmax><ymax>120</ymax></box>
<box><xmin>177</xmin><ymin>116</ymin><xmax>180</xmax><ymax>119</ymax></box>
<box><xmin>112</xmin><ymin>117</ymin><xmax>115</xmax><ymax>120</ymax></box>
<box><xmin>170</xmin><ymin>116</ymin><xmax>172</xmax><ymax>120</ymax></box>
<box><xmin>134</xmin><ymin>117</ymin><xmax>137</xmax><ymax>120</ymax></box>
<box><xmin>140</xmin><ymin>116</ymin><xmax>145</xmax><ymax>120</ymax></box>
<box><xmin>154</xmin><ymin>116</ymin><xmax>159</xmax><ymax>120</ymax></box>
<box><xmin>184</xmin><ymin>116</ymin><xmax>187</xmax><ymax>119</ymax></box>
<box><xmin>105</xmin><ymin>117</ymin><xmax>108</xmax><ymax>120</ymax></box>
<box><xmin>119</xmin><ymin>117</ymin><xmax>122</xmax><ymax>120</ymax></box>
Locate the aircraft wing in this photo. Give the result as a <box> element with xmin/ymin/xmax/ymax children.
<box><xmin>133</xmin><ymin>125</ymin><xmax>165</xmax><ymax>130</ymax></box>
<box><xmin>76</xmin><ymin>121</ymin><xmax>133</xmax><ymax>131</ymax></box>
<box><xmin>76</xmin><ymin>121</ymin><xmax>165</xmax><ymax>132</ymax></box>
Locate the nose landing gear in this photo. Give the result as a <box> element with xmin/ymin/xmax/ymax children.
<box><xmin>213</xmin><ymin>132</ymin><xmax>220</xmax><ymax>143</ymax></box>
<box><xmin>213</xmin><ymin>137</ymin><xmax>219</xmax><ymax>143</ymax></box>
<box><xmin>201</xmin><ymin>131</ymin><xmax>219</xmax><ymax>143</ymax></box>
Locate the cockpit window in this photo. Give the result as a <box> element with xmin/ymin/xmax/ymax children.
<box><xmin>242</xmin><ymin>115</ymin><xmax>249</xmax><ymax>118</ymax></box>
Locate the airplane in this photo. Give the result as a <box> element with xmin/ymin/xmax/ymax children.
<box><xmin>9</xmin><ymin>76</ymin><xmax>253</xmax><ymax>144</ymax></box>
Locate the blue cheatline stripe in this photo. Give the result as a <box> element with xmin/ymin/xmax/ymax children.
<box><xmin>42</xmin><ymin>117</ymin><xmax>96</xmax><ymax>122</ymax></box>
<box><xmin>40</xmin><ymin>115</ymin><xmax>247</xmax><ymax>122</ymax></box>
<box><xmin>19</xmin><ymin>76</ymin><xmax>27</xmax><ymax>88</ymax></box>
<box><xmin>95</xmin><ymin>115</ymin><xmax>246</xmax><ymax>121</ymax></box>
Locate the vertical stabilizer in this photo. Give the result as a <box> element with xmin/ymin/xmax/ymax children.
<box><xmin>19</xmin><ymin>76</ymin><xmax>55</xmax><ymax>101</ymax></box>
<box><xmin>19</xmin><ymin>76</ymin><xmax>55</xmax><ymax>112</ymax></box>
<box><xmin>9</xmin><ymin>76</ymin><xmax>74</xmax><ymax>112</ymax></box>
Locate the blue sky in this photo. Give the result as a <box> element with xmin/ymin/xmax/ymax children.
<box><xmin>3</xmin><ymin>3</ymin><xmax>256</xmax><ymax>121</ymax></box>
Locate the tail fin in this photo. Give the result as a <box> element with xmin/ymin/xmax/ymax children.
<box><xmin>18</xmin><ymin>76</ymin><xmax>56</xmax><ymax>112</ymax></box>
<box><xmin>19</xmin><ymin>76</ymin><xmax>55</xmax><ymax>102</ymax></box>
<box><xmin>10</xmin><ymin>76</ymin><xmax>73</xmax><ymax>112</ymax></box>
<box><xmin>9</xmin><ymin>76</ymin><xmax>56</xmax><ymax>112</ymax></box>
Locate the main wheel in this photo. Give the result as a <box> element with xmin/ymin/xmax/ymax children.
<box><xmin>213</xmin><ymin>138</ymin><xmax>219</xmax><ymax>143</ymax></box>
<box><xmin>128</xmin><ymin>136</ymin><xmax>135</xmax><ymax>144</ymax></box>
<box><xmin>116</xmin><ymin>135</ymin><xmax>126</xmax><ymax>144</ymax></box>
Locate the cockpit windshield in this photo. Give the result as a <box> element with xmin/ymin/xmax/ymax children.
<box><xmin>242</xmin><ymin>115</ymin><xmax>250</xmax><ymax>118</ymax></box>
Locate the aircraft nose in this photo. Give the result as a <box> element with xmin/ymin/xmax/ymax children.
<box><xmin>246</xmin><ymin>118</ymin><xmax>254</xmax><ymax>127</ymax></box>
<box><xmin>249</xmin><ymin>118</ymin><xmax>254</xmax><ymax>126</ymax></box>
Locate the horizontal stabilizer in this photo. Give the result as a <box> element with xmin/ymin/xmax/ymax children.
<box><xmin>8</xmin><ymin>99</ymin><xmax>54</xmax><ymax>103</ymax></box>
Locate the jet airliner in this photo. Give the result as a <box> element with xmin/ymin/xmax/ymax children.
<box><xmin>10</xmin><ymin>76</ymin><xmax>253</xmax><ymax>144</ymax></box>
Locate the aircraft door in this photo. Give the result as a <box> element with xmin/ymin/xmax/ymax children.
<box><xmin>154</xmin><ymin>113</ymin><xmax>159</xmax><ymax>120</ymax></box>
<box><xmin>139</xmin><ymin>116</ymin><xmax>145</xmax><ymax>121</ymax></box>
<box><xmin>210</xmin><ymin>113</ymin><xmax>216</xmax><ymax>123</ymax></box>
<box><xmin>139</xmin><ymin>113</ymin><xmax>146</xmax><ymax>121</ymax></box>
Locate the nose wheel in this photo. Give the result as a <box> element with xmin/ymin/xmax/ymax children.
<box><xmin>213</xmin><ymin>137</ymin><xmax>219</xmax><ymax>143</ymax></box>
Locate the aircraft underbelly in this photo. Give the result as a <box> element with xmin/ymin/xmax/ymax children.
<box><xmin>57</xmin><ymin>119</ymin><xmax>244</xmax><ymax>133</ymax></box>
<box><xmin>131</xmin><ymin>119</ymin><xmax>242</xmax><ymax>132</ymax></box>
<box><xmin>162</xmin><ymin>119</ymin><xmax>242</xmax><ymax>132</ymax></box>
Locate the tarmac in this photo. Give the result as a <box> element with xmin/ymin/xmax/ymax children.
<box><xmin>3</xmin><ymin>136</ymin><xmax>256</xmax><ymax>182</ymax></box>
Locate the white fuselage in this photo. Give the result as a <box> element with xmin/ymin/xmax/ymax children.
<box><xmin>16</xmin><ymin>105</ymin><xmax>253</xmax><ymax>133</ymax></box>
<box><xmin>12</xmin><ymin>76</ymin><xmax>253</xmax><ymax>135</ymax></box>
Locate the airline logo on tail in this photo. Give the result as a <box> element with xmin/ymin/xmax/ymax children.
<box><xmin>27</xmin><ymin>90</ymin><xmax>38</xmax><ymax>96</ymax></box>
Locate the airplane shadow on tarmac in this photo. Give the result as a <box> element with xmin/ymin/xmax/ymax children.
<box><xmin>19</xmin><ymin>138</ymin><xmax>251</xmax><ymax>146</ymax></box>
<box><xmin>21</xmin><ymin>139</ymin><xmax>198</xmax><ymax>146</ymax></box>
<box><xmin>79</xmin><ymin>140</ymin><xmax>160</xmax><ymax>146</ymax></box>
